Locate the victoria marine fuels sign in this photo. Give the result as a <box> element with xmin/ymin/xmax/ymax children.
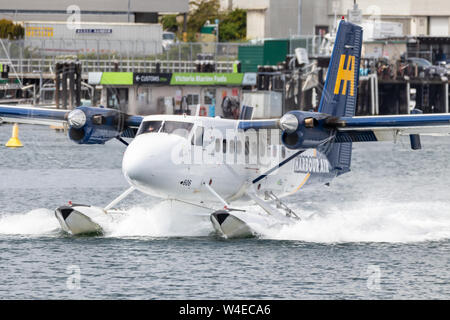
<box><xmin>134</xmin><ymin>73</ymin><xmax>172</xmax><ymax>85</ymax></box>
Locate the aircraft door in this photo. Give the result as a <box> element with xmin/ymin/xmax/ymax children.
<box><xmin>191</xmin><ymin>124</ymin><xmax>204</xmax><ymax>165</ymax></box>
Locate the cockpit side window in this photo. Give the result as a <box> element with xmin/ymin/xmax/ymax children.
<box><xmin>161</xmin><ymin>121</ymin><xmax>194</xmax><ymax>138</ymax></box>
<box><xmin>137</xmin><ymin>121</ymin><xmax>163</xmax><ymax>136</ymax></box>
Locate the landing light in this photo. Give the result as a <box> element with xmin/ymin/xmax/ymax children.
<box><xmin>67</xmin><ymin>109</ymin><xmax>86</xmax><ymax>128</ymax></box>
<box><xmin>279</xmin><ymin>113</ymin><xmax>299</xmax><ymax>133</ymax></box>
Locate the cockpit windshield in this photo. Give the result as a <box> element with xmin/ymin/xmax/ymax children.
<box><xmin>137</xmin><ymin>121</ymin><xmax>163</xmax><ymax>135</ymax></box>
<box><xmin>137</xmin><ymin>120</ymin><xmax>193</xmax><ymax>138</ymax></box>
<box><xmin>161</xmin><ymin>121</ymin><xmax>193</xmax><ymax>138</ymax></box>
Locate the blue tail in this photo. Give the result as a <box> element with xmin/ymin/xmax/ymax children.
<box><xmin>320</xmin><ymin>19</ymin><xmax>363</xmax><ymax>175</ymax></box>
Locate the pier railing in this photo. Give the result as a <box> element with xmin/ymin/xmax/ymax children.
<box><xmin>1</xmin><ymin>58</ymin><xmax>235</xmax><ymax>74</ymax></box>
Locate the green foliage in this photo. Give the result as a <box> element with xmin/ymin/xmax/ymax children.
<box><xmin>160</xmin><ymin>14</ymin><xmax>180</xmax><ymax>33</ymax></box>
<box><xmin>219</xmin><ymin>8</ymin><xmax>246</xmax><ymax>42</ymax></box>
<box><xmin>159</xmin><ymin>1</ymin><xmax>247</xmax><ymax>43</ymax></box>
<box><xmin>186</xmin><ymin>0</ymin><xmax>246</xmax><ymax>42</ymax></box>
<box><xmin>187</xmin><ymin>0</ymin><xmax>220</xmax><ymax>42</ymax></box>
<box><xmin>0</xmin><ymin>19</ymin><xmax>24</xmax><ymax>39</ymax></box>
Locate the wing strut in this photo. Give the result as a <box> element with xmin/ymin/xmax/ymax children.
<box><xmin>104</xmin><ymin>186</ymin><xmax>135</xmax><ymax>211</ymax></box>
<box><xmin>252</xmin><ymin>150</ymin><xmax>304</xmax><ymax>184</ymax></box>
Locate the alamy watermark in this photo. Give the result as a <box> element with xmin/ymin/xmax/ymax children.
<box><xmin>366</xmin><ymin>265</ymin><xmax>381</xmax><ymax>291</ymax></box>
<box><xmin>66</xmin><ymin>5</ymin><xmax>81</xmax><ymax>30</ymax></box>
<box><xmin>66</xmin><ymin>265</ymin><xmax>81</xmax><ymax>290</ymax></box>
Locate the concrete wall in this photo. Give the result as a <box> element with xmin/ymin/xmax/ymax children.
<box><xmin>239</xmin><ymin>0</ymin><xmax>329</xmax><ymax>39</ymax></box>
<box><xmin>329</xmin><ymin>0</ymin><xmax>450</xmax><ymax>36</ymax></box>
<box><xmin>23</xmin><ymin>21</ymin><xmax>162</xmax><ymax>55</ymax></box>
<box><xmin>330</xmin><ymin>0</ymin><xmax>450</xmax><ymax>16</ymax></box>
<box><xmin>228</xmin><ymin>0</ymin><xmax>450</xmax><ymax>39</ymax></box>
<box><xmin>410</xmin><ymin>17</ymin><xmax>428</xmax><ymax>36</ymax></box>
<box><xmin>246</xmin><ymin>9</ymin><xmax>267</xmax><ymax>39</ymax></box>
<box><xmin>0</xmin><ymin>0</ymin><xmax>188</xmax><ymax>23</ymax></box>
<box><xmin>266</xmin><ymin>0</ymin><xmax>299</xmax><ymax>38</ymax></box>
<box><xmin>0</xmin><ymin>0</ymin><xmax>188</xmax><ymax>12</ymax></box>
<box><xmin>0</xmin><ymin>13</ymin><xmax>135</xmax><ymax>23</ymax></box>
<box><xmin>363</xmin><ymin>42</ymin><xmax>407</xmax><ymax>61</ymax></box>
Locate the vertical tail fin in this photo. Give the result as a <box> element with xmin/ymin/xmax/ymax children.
<box><xmin>318</xmin><ymin>19</ymin><xmax>363</xmax><ymax>117</ymax></box>
<box><xmin>319</xmin><ymin>19</ymin><xmax>363</xmax><ymax>176</ymax></box>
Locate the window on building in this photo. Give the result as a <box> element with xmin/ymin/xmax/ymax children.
<box><xmin>315</xmin><ymin>25</ymin><xmax>329</xmax><ymax>37</ymax></box>
<box><xmin>204</xmin><ymin>89</ymin><xmax>216</xmax><ymax>105</ymax></box>
<box><xmin>187</xmin><ymin>94</ymin><xmax>200</xmax><ymax>106</ymax></box>
<box><xmin>107</xmin><ymin>88</ymin><xmax>128</xmax><ymax>110</ymax></box>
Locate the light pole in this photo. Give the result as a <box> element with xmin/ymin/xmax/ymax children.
<box><xmin>127</xmin><ymin>0</ymin><xmax>131</xmax><ymax>23</ymax></box>
<box><xmin>297</xmin><ymin>0</ymin><xmax>302</xmax><ymax>35</ymax></box>
<box><xmin>215</xmin><ymin>18</ymin><xmax>220</xmax><ymax>43</ymax></box>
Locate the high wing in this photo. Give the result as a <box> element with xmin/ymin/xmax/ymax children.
<box><xmin>0</xmin><ymin>105</ymin><xmax>69</xmax><ymax>126</ymax></box>
<box><xmin>332</xmin><ymin>114</ymin><xmax>450</xmax><ymax>143</ymax></box>
<box><xmin>0</xmin><ymin>104</ymin><xmax>143</xmax><ymax>144</ymax></box>
<box><xmin>238</xmin><ymin>19</ymin><xmax>450</xmax><ymax>156</ymax></box>
<box><xmin>238</xmin><ymin>113</ymin><xmax>450</xmax><ymax>143</ymax></box>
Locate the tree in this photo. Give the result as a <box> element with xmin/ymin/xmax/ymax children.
<box><xmin>219</xmin><ymin>8</ymin><xmax>246</xmax><ymax>42</ymax></box>
<box><xmin>0</xmin><ymin>19</ymin><xmax>24</xmax><ymax>39</ymax></box>
<box><xmin>164</xmin><ymin>0</ymin><xmax>247</xmax><ymax>42</ymax></box>
<box><xmin>160</xmin><ymin>14</ymin><xmax>180</xmax><ymax>33</ymax></box>
<box><xmin>187</xmin><ymin>0</ymin><xmax>220</xmax><ymax>41</ymax></box>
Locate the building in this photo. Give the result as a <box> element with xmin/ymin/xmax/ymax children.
<box><xmin>0</xmin><ymin>0</ymin><xmax>188</xmax><ymax>23</ymax></box>
<box><xmin>220</xmin><ymin>0</ymin><xmax>450</xmax><ymax>39</ymax></box>
<box><xmin>0</xmin><ymin>1</ymin><xmax>189</xmax><ymax>56</ymax></box>
<box><xmin>87</xmin><ymin>71</ymin><xmax>252</xmax><ymax>117</ymax></box>
<box><xmin>23</xmin><ymin>21</ymin><xmax>163</xmax><ymax>56</ymax></box>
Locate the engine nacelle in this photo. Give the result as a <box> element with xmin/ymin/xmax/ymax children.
<box><xmin>280</xmin><ymin>111</ymin><xmax>334</xmax><ymax>150</ymax></box>
<box><xmin>67</xmin><ymin>106</ymin><xmax>127</xmax><ymax>144</ymax></box>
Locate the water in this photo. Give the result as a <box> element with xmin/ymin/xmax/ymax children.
<box><xmin>0</xmin><ymin>124</ymin><xmax>450</xmax><ymax>299</ymax></box>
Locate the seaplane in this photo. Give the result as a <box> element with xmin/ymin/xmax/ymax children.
<box><xmin>2</xmin><ymin>19</ymin><xmax>450</xmax><ymax>238</ymax></box>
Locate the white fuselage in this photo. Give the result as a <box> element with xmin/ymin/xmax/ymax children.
<box><xmin>122</xmin><ymin>115</ymin><xmax>334</xmax><ymax>206</ymax></box>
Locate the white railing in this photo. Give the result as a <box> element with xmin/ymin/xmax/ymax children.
<box><xmin>0</xmin><ymin>58</ymin><xmax>235</xmax><ymax>74</ymax></box>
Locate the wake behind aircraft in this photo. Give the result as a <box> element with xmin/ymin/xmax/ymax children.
<box><xmin>1</xmin><ymin>19</ymin><xmax>450</xmax><ymax>238</ymax></box>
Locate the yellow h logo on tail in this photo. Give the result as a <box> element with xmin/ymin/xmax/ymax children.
<box><xmin>334</xmin><ymin>54</ymin><xmax>355</xmax><ymax>96</ymax></box>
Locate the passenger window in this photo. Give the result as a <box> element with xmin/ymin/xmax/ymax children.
<box><xmin>222</xmin><ymin>139</ymin><xmax>227</xmax><ymax>153</ymax></box>
<box><xmin>281</xmin><ymin>146</ymin><xmax>286</xmax><ymax>158</ymax></box>
<box><xmin>191</xmin><ymin>126</ymin><xmax>204</xmax><ymax>146</ymax></box>
<box><xmin>236</xmin><ymin>140</ymin><xmax>242</xmax><ymax>155</ymax></box>
<box><xmin>215</xmin><ymin>138</ymin><xmax>221</xmax><ymax>153</ymax></box>
<box><xmin>229</xmin><ymin>140</ymin><xmax>235</xmax><ymax>154</ymax></box>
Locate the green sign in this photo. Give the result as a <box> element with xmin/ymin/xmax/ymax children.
<box><xmin>200</xmin><ymin>25</ymin><xmax>216</xmax><ymax>34</ymax></box>
<box><xmin>100</xmin><ymin>72</ymin><xmax>133</xmax><ymax>85</ymax></box>
<box><xmin>170</xmin><ymin>73</ymin><xmax>244</xmax><ymax>85</ymax></box>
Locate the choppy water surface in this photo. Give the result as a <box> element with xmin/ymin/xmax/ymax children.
<box><xmin>0</xmin><ymin>124</ymin><xmax>449</xmax><ymax>299</ymax></box>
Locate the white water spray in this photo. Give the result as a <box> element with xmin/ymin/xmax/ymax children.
<box><xmin>256</xmin><ymin>200</ymin><xmax>450</xmax><ymax>243</ymax></box>
<box><xmin>1</xmin><ymin>199</ymin><xmax>449</xmax><ymax>243</ymax></box>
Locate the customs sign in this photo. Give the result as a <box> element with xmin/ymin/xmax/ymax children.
<box><xmin>134</xmin><ymin>73</ymin><xmax>172</xmax><ymax>85</ymax></box>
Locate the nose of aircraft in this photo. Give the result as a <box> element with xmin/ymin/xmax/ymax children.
<box><xmin>122</xmin><ymin>133</ymin><xmax>186</xmax><ymax>190</ymax></box>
